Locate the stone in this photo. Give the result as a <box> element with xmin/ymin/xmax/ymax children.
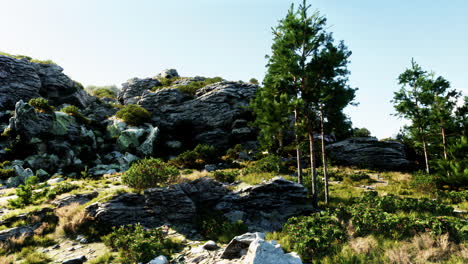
<box><xmin>222</xmin><ymin>233</ymin><xmax>265</xmax><ymax>259</ymax></box>
<box><xmin>0</xmin><ymin>55</ymin><xmax>94</xmax><ymax>111</ymax></box>
<box><xmin>138</xmin><ymin>126</ymin><xmax>159</xmax><ymax>156</ymax></box>
<box><xmin>203</xmin><ymin>240</ymin><xmax>219</xmax><ymax>251</ymax></box>
<box><xmin>0</xmin><ymin>225</ymin><xmax>37</xmax><ymax>242</ymax></box>
<box><xmin>117</xmin><ymin>128</ymin><xmax>146</xmax><ymax>151</ymax></box>
<box><xmin>137</xmin><ymin>81</ymin><xmax>257</xmax><ymax>150</ymax></box>
<box><xmin>118</xmin><ymin>77</ymin><xmax>162</xmax><ymax>105</ymax></box>
<box><xmin>147</xmin><ymin>255</ymin><xmax>169</xmax><ymax>264</ymax></box>
<box><xmin>6</xmin><ymin>165</ymin><xmax>35</xmax><ymax>187</ymax></box>
<box><xmin>157</xmin><ymin>69</ymin><xmax>179</xmax><ymax>79</ymax></box>
<box><xmin>245</xmin><ymin>237</ymin><xmax>302</xmax><ymax>264</ymax></box>
<box><xmin>326</xmin><ymin>137</ymin><xmax>411</xmax><ymax>170</ymax></box>
<box><xmin>10</xmin><ymin>100</ymin><xmax>54</xmax><ymax>139</ymax></box>
<box><xmin>62</xmin><ymin>255</ymin><xmax>87</xmax><ymax>264</ymax></box>
<box><xmin>166</xmin><ymin>140</ymin><xmax>182</xmax><ymax>149</ymax></box>
<box><xmin>47</xmin><ymin>177</ymin><xmax>65</xmax><ymax>184</ymax></box>
<box><xmin>204</xmin><ymin>164</ymin><xmax>217</xmax><ymax>172</ymax></box>
<box><xmin>52</xmin><ymin>192</ymin><xmax>99</xmax><ymax>208</ymax></box>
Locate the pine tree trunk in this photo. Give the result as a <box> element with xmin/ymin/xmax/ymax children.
<box><xmin>441</xmin><ymin>127</ymin><xmax>448</xmax><ymax>160</ymax></box>
<box><xmin>319</xmin><ymin>106</ymin><xmax>329</xmax><ymax>204</ymax></box>
<box><xmin>421</xmin><ymin>132</ymin><xmax>430</xmax><ymax>174</ymax></box>
<box><xmin>309</xmin><ymin>131</ymin><xmax>318</xmax><ymax>208</ymax></box>
<box><xmin>294</xmin><ymin>109</ymin><xmax>303</xmax><ymax>184</ymax></box>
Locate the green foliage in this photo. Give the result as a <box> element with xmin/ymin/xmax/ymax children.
<box><xmin>172</xmin><ymin>144</ymin><xmax>218</xmax><ymax>169</ymax></box>
<box><xmin>177</xmin><ymin>77</ymin><xmax>224</xmax><ymax>95</ymax></box>
<box><xmin>249</xmin><ymin>78</ymin><xmax>259</xmax><ymax>85</ymax></box>
<box><xmin>85</xmin><ymin>85</ymin><xmax>119</xmax><ymax>98</ymax></box>
<box><xmin>60</xmin><ymin>105</ymin><xmax>89</xmax><ymax>124</ymax></box>
<box><xmin>8</xmin><ymin>176</ymin><xmax>39</xmax><ymax>208</ymax></box>
<box><xmin>352</xmin><ymin>127</ymin><xmax>371</xmax><ymax>137</ymax></box>
<box><xmin>244</xmin><ymin>154</ymin><xmax>285</xmax><ymax>174</ymax></box>
<box><xmin>0</xmin><ymin>161</ymin><xmax>15</xmax><ymax>180</ymax></box>
<box><xmin>28</xmin><ymin>98</ymin><xmax>54</xmax><ymax>112</ymax></box>
<box><xmin>281</xmin><ymin>212</ymin><xmax>347</xmax><ymax>261</ymax></box>
<box><xmin>93</xmin><ymin>88</ymin><xmax>117</xmax><ymax>99</ymax></box>
<box><xmin>45</xmin><ymin>182</ymin><xmax>78</xmax><ymax>200</ymax></box>
<box><xmin>212</xmin><ymin>170</ymin><xmax>238</xmax><ymax>183</ymax></box>
<box><xmin>436</xmin><ymin>136</ymin><xmax>468</xmax><ymax>189</ymax></box>
<box><xmin>225</xmin><ymin>144</ymin><xmax>244</xmax><ymax>161</ymax></box>
<box><xmin>196</xmin><ymin>209</ymin><xmax>248</xmax><ymax>243</ymax></box>
<box><xmin>122</xmin><ymin>158</ymin><xmax>179</xmax><ymax>191</ymax></box>
<box><xmin>102</xmin><ymin>223</ymin><xmax>181</xmax><ymax>264</ymax></box>
<box><xmin>410</xmin><ymin>171</ymin><xmax>437</xmax><ymax>192</ymax></box>
<box><xmin>0</xmin><ymin>51</ymin><xmax>56</xmax><ymax>64</ymax></box>
<box><xmin>115</xmin><ymin>104</ymin><xmax>151</xmax><ymax>126</ymax></box>
<box><xmin>438</xmin><ymin>190</ymin><xmax>468</xmax><ymax>204</ymax></box>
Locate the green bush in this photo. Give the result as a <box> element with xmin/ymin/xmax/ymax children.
<box><xmin>0</xmin><ymin>166</ymin><xmax>15</xmax><ymax>180</ymax></box>
<box><xmin>28</xmin><ymin>98</ymin><xmax>54</xmax><ymax>112</ymax></box>
<box><xmin>115</xmin><ymin>104</ymin><xmax>151</xmax><ymax>126</ymax></box>
<box><xmin>122</xmin><ymin>158</ymin><xmax>179</xmax><ymax>191</ymax></box>
<box><xmin>196</xmin><ymin>209</ymin><xmax>248</xmax><ymax>243</ymax></box>
<box><xmin>281</xmin><ymin>212</ymin><xmax>347</xmax><ymax>261</ymax></box>
<box><xmin>8</xmin><ymin>176</ymin><xmax>39</xmax><ymax>208</ymax></box>
<box><xmin>225</xmin><ymin>144</ymin><xmax>244</xmax><ymax>160</ymax></box>
<box><xmin>102</xmin><ymin>224</ymin><xmax>181</xmax><ymax>264</ymax></box>
<box><xmin>438</xmin><ymin>190</ymin><xmax>468</xmax><ymax>204</ymax></box>
<box><xmin>177</xmin><ymin>77</ymin><xmax>224</xmax><ymax>95</ymax></box>
<box><xmin>45</xmin><ymin>182</ymin><xmax>78</xmax><ymax>200</ymax></box>
<box><xmin>60</xmin><ymin>105</ymin><xmax>89</xmax><ymax>124</ymax></box>
<box><xmin>172</xmin><ymin>144</ymin><xmax>218</xmax><ymax>169</ymax></box>
<box><xmin>244</xmin><ymin>155</ymin><xmax>285</xmax><ymax>174</ymax></box>
<box><xmin>93</xmin><ymin>88</ymin><xmax>117</xmax><ymax>99</ymax></box>
<box><xmin>213</xmin><ymin>170</ymin><xmax>238</xmax><ymax>183</ymax></box>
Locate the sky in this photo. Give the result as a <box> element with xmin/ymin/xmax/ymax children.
<box><xmin>1</xmin><ymin>0</ymin><xmax>467</xmax><ymax>139</ymax></box>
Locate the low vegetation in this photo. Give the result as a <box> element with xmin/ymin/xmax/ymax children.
<box><xmin>122</xmin><ymin>158</ymin><xmax>179</xmax><ymax>191</ymax></box>
<box><xmin>28</xmin><ymin>98</ymin><xmax>54</xmax><ymax>112</ymax></box>
<box><xmin>171</xmin><ymin>144</ymin><xmax>218</xmax><ymax>169</ymax></box>
<box><xmin>115</xmin><ymin>104</ymin><xmax>151</xmax><ymax>126</ymax></box>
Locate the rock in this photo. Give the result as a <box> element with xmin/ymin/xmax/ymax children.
<box><xmin>36</xmin><ymin>169</ymin><xmax>50</xmax><ymax>180</ymax></box>
<box><xmin>166</xmin><ymin>140</ymin><xmax>182</xmax><ymax>149</ymax></box>
<box><xmin>245</xmin><ymin>237</ymin><xmax>302</xmax><ymax>264</ymax></box>
<box><xmin>147</xmin><ymin>255</ymin><xmax>169</xmax><ymax>264</ymax></box>
<box><xmin>87</xmin><ymin>177</ymin><xmax>311</xmax><ymax>235</ymax></box>
<box><xmin>203</xmin><ymin>240</ymin><xmax>219</xmax><ymax>251</ymax></box>
<box><xmin>10</xmin><ymin>100</ymin><xmax>54</xmax><ymax>139</ymax></box>
<box><xmin>118</xmin><ymin>77</ymin><xmax>162</xmax><ymax>105</ymax></box>
<box><xmin>0</xmin><ymin>225</ymin><xmax>36</xmax><ymax>242</ymax></box>
<box><xmin>6</xmin><ymin>165</ymin><xmax>34</xmax><ymax>187</ymax></box>
<box><xmin>62</xmin><ymin>255</ymin><xmax>87</xmax><ymax>264</ymax></box>
<box><xmin>157</xmin><ymin>69</ymin><xmax>179</xmax><ymax>79</ymax></box>
<box><xmin>326</xmin><ymin>137</ymin><xmax>411</xmax><ymax>170</ymax></box>
<box><xmin>0</xmin><ymin>55</ymin><xmax>94</xmax><ymax>110</ymax></box>
<box><xmin>222</xmin><ymin>233</ymin><xmax>265</xmax><ymax>259</ymax></box>
<box><xmin>204</xmin><ymin>164</ymin><xmax>217</xmax><ymax>172</ymax></box>
<box><xmin>52</xmin><ymin>192</ymin><xmax>99</xmax><ymax>208</ymax></box>
<box><xmin>138</xmin><ymin>81</ymin><xmax>257</xmax><ymax>150</ymax></box>
<box><xmin>138</xmin><ymin>126</ymin><xmax>159</xmax><ymax>156</ymax></box>
<box><xmin>117</xmin><ymin>128</ymin><xmax>146</xmax><ymax>152</ymax></box>
<box><xmin>47</xmin><ymin>177</ymin><xmax>65</xmax><ymax>184</ymax></box>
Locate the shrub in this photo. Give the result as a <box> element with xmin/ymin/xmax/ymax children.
<box><xmin>60</xmin><ymin>105</ymin><xmax>89</xmax><ymax>124</ymax></box>
<box><xmin>172</xmin><ymin>144</ymin><xmax>218</xmax><ymax>169</ymax></box>
<box><xmin>244</xmin><ymin>155</ymin><xmax>285</xmax><ymax>174</ymax></box>
<box><xmin>0</xmin><ymin>168</ymin><xmax>15</xmax><ymax>181</ymax></box>
<box><xmin>213</xmin><ymin>170</ymin><xmax>238</xmax><ymax>183</ymax></box>
<box><xmin>177</xmin><ymin>77</ymin><xmax>224</xmax><ymax>95</ymax></box>
<box><xmin>28</xmin><ymin>98</ymin><xmax>54</xmax><ymax>112</ymax></box>
<box><xmin>93</xmin><ymin>88</ymin><xmax>117</xmax><ymax>99</ymax></box>
<box><xmin>249</xmin><ymin>78</ymin><xmax>259</xmax><ymax>85</ymax></box>
<box><xmin>352</xmin><ymin>127</ymin><xmax>372</xmax><ymax>137</ymax></box>
<box><xmin>122</xmin><ymin>158</ymin><xmax>179</xmax><ymax>190</ymax></box>
<box><xmin>225</xmin><ymin>144</ymin><xmax>244</xmax><ymax>161</ymax></box>
<box><xmin>196</xmin><ymin>209</ymin><xmax>248</xmax><ymax>243</ymax></box>
<box><xmin>280</xmin><ymin>212</ymin><xmax>347</xmax><ymax>261</ymax></box>
<box><xmin>102</xmin><ymin>224</ymin><xmax>181</xmax><ymax>264</ymax></box>
<box><xmin>115</xmin><ymin>104</ymin><xmax>151</xmax><ymax>126</ymax></box>
<box><xmin>8</xmin><ymin>176</ymin><xmax>39</xmax><ymax>208</ymax></box>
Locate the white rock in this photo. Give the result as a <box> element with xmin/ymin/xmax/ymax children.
<box><xmin>147</xmin><ymin>255</ymin><xmax>168</xmax><ymax>264</ymax></box>
<box><xmin>245</xmin><ymin>238</ymin><xmax>302</xmax><ymax>264</ymax></box>
<box><xmin>47</xmin><ymin>177</ymin><xmax>65</xmax><ymax>184</ymax></box>
<box><xmin>203</xmin><ymin>240</ymin><xmax>219</xmax><ymax>250</ymax></box>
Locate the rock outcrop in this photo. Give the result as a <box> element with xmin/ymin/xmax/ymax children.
<box><xmin>176</xmin><ymin>232</ymin><xmax>302</xmax><ymax>264</ymax></box>
<box><xmin>0</xmin><ymin>55</ymin><xmax>94</xmax><ymax>110</ymax></box>
<box><xmin>137</xmin><ymin>81</ymin><xmax>257</xmax><ymax>149</ymax></box>
<box><xmin>326</xmin><ymin>137</ymin><xmax>411</xmax><ymax>170</ymax></box>
<box><xmin>86</xmin><ymin>177</ymin><xmax>313</xmax><ymax>233</ymax></box>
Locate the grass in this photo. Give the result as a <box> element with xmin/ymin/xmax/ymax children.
<box><xmin>89</xmin><ymin>252</ymin><xmax>116</xmax><ymax>264</ymax></box>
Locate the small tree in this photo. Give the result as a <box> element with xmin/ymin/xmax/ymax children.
<box><xmin>249</xmin><ymin>78</ymin><xmax>259</xmax><ymax>85</ymax></box>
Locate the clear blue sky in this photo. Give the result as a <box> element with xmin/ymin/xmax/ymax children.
<box><xmin>1</xmin><ymin>0</ymin><xmax>467</xmax><ymax>139</ymax></box>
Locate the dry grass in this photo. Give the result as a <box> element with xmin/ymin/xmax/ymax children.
<box><xmin>0</xmin><ymin>255</ymin><xmax>14</xmax><ymax>264</ymax></box>
<box><xmin>385</xmin><ymin>243</ymin><xmax>414</xmax><ymax>264</ymax></box>
<box><xmin>0</xmin><ymin>233</ymin><xmax>29</xmax><ymax>253</ymax></box>
<box><xmin>178</xmin><ymin>170</ymin><xmax>210</xmax><ymax>182</ymax></box>
<box><xmin>349</xmin><ymin>236</ymin><xmax>378</xmax><ymax>255</ymax></box>
<box><xmin>55</xmin><ymin>202</ymin><xmax>93</xmax><ymax>237</ymax></box>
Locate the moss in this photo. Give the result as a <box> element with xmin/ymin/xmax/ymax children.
<box><xmin>115</xmin><ymin>104</ymin><xmax>151</xmax><ymax>126</ymax></box>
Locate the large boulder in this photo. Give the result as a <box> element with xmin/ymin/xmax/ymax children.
<box><xmin>326</xmin><ymin>137</ymin><xmax>411</xmax><ymax>170</ymax></box>
<box><xmin>0</xmin><ymin>55</ymin><xmax>94</xmax><ymax>110</ymax></box>
<box><xmin>86</xmin><ymin>177</ymin><xmax>312</xmax><ymax>233</ymax></box>
<box><xmin>118</xmin><ymin>77</ymin><xmax>162</xmax><ymax>105</ymax></box>
<box><xmin>138</xmin><ymin>81</ymin><xmax>257</xmax><ymax>149</ymax></box>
